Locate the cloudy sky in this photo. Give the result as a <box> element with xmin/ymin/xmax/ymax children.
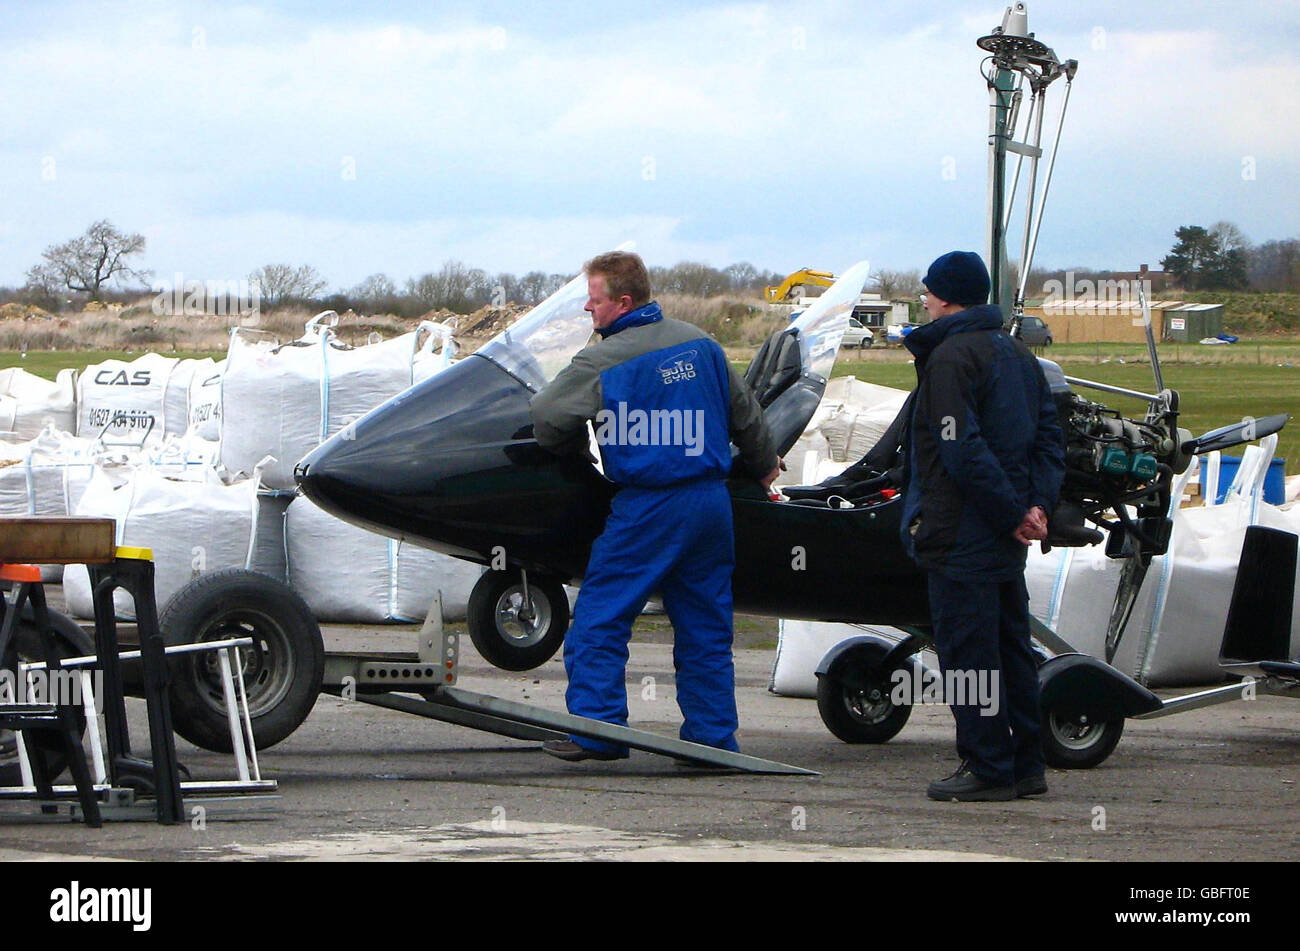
<box><xmin>2</xmin><ymin>0</ymin><xmax>1297</xmax><ymax>292</ymax></box>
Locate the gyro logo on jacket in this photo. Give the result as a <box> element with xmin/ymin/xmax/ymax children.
<box><xmin>657</xmin><ymin>349</ymin><xmax>698</xmax><ymax>385</ymax></box>
<box><xmin>593</xmin><ymin>403</ymin><xmax>706</xmax><ymax>457</ymax></box>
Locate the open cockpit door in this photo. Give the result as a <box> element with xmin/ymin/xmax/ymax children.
<box><xmin>745</xmin><ymin>261</ymin><xmax>871</xmax><ymax>456</ymax></box>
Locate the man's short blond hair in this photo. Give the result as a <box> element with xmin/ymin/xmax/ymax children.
<box><xmin>584</xmin><ymin>251</ymin><xmax>652</xmax><ymax>308</ymax></box>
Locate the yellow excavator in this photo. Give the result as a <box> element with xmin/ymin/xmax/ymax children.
<box><xmin>764</xmin><ymin>268</ymin><xmax>836</xmax><ymax>303</ymax></box>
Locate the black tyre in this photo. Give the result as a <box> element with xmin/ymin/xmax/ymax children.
<box><xmin>1040</xmin><ymin>707</ymin><xmax>1123</xmax><ymax>769</ymax></box>
<box><xmin>860</xmin><ymin>336</ymin><xmax>873</xmax><ymax>349</ymax></box>
<box><xmin>0</xmin><ymin>607</ymin><xmax>94</xmax><ymax>786</ymax></box>
<box><xmin>466</xmin><ymin>569</ymin><xmax>569</xmax><ymax>671</ymax></box>
<box><xmin>816</xmin><ymin>643</ymin><xmax>913</xmax><ymax>743</ymax></box>
<box><xmin>159</xmin><ymin>569</ymin><xmax>324</xmax><ymax>753</ymax></box>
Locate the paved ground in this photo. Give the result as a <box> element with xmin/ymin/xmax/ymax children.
<box><xmin>0</xmin><ymin>619</ymin><xmax>1295</xmax><ymax>862</ymax></box>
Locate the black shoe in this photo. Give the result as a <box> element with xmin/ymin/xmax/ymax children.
<box><xmin>541</xmin><ymin>740</ymin><xmax>629</xmax><ymax>762</ymax></box>
<box><xmin>1015</xmin><ymin>774</ymin><xmax>1048</xmax><ymax>797</ymax></box>
<box><xmin>926</xmin><ymin>761</ymin><xmax>1015</xmax><ymax>802</ymax></box>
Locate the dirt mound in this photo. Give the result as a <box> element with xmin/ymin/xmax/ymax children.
<box><xmin>0</xmin><ymin>302</ymin><xmax>53</xmax><ymax>320</ymax></box>
<box><xmin>452</xmin><ymin>303</ymin><xmax>531</xmax><ymax>339</ymax></box>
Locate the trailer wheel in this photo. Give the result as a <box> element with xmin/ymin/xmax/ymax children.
<box><xmin>0</xmin><ymin>607</ymin><xmax>93</xmax><ymax>787</ymax></box>
<box><xmin>160</xmin><ymin>569</ymin><xmax>323</xmax><ymax>753</ymax></box>
<box><xmin>466</xmin><ymin>570</ymin><xmax>569</xmax><ymax>671</ymax></box>
<box><xmin>816</xmin><ymin>644</ymin><xmax>912</xmax><ymax>743</ymax></box>
<box><xmin>1041</xmin><ymin>708</ymin><xmax>1124</xmax><ymax>769</ymax></box>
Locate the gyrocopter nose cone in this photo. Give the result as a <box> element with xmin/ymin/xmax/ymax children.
<box><xmin>292</xmin><ymin>352</ymin><xmax>555</xmax><ymax>548</ymax></box>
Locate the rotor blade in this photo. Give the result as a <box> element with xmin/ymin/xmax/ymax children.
<box><xmin>1105</xmin><ymin>556</ymin><xmax>1150</xmax><ymax>663</ymax></box>
<box><xmin>1183</xmin><ymin>413</ymin><xmax>1289</xmax><ymax>456</ymax></box>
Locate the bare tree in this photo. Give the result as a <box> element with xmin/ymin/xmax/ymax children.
<box><xmin>349</xmin><ymin>273</ymin><xmax>400</xmax><ymax>312</ymax></box>
<box><xmin>1248</xmin><ymin>238</ymin><xmax>1300</xmax><ymax>292</ymax></box>
<box><xmin>25</xmin><ymin>219</ymin><xmax>149</xmax><ymax>302</ymax></box>
<box><xmin>870</xmin><ymin>268</ymin><xmax>923</xmax><ymax>299</ymax></box>
<box><xmin>249</xmin><ymin>263</ymin><xmax>329</xmax><ymax>307</ymax></box>
<box><xmin>723</xmin><ymin>262</ymin><xmax>760</xmax><ymax>293</ymax></box>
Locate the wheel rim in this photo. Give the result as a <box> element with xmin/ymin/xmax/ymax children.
<box><xmin>493</xmin><ymin>585</ymin><xmax>552</xmax><ymax>648</ymax></box>
<box><xmin>1049</xmin><ymin>712</ymin><xmax>1107</xmax><ymax>750</ymax></box>
<box><xmin>842</xmin><ymin>681</ymin><xmax>895</xmax><ymax>724</ymax></box>
<box><xmin>186</xmin><ymin>609</ymin><xmax>296</xmax><ymax>719</ymax></box>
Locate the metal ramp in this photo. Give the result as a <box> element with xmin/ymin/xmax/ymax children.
<box><xmin>329</xmin><ymin>594</ymin><xmax>819</xmax><ymax>777</ymax></box>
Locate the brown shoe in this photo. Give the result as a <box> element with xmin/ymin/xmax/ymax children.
<box><xmin>542</xmin><ymin>740</ymin><xmax>629</xmax><ymax>762</ymax></box>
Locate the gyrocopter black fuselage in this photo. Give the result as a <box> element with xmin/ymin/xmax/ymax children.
<box><xmin>294</xmin><ymin>260</ymin><xmax>1283</xmax><ymax>681</ymax></box>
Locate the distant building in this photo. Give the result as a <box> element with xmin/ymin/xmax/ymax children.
<box><xmin>1019</xmin><ymin>298</ymin><xmax>1224</xmax><ymax>342</ymax></box>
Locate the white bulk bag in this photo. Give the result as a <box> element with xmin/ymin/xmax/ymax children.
<box><xmin>220</xmin><ymin>314</ymin><xmax>455</xmax><ymax>490</ymax></box>
<box><xmin>77</xmin><ymin>353</ymin><xmax>180</xmax><ymax>447</ymax></box>
<box><xmin>187</xmin><ymin>358</ymin><xmax>223</xmax><ymax>440</ymax></box>
<box><xmin>769</xmin><ymin>620</ymin><xmax>940</xmax><ymax>698</ymax></box>
<box><xmin>160</xmin><ymin>358</ymin><xmax>211</xmax><ymax>437</ymax></box>
<box><xmin>284</xmin><ymin>494</ymin><xmax>482</xmax><ymax>623</ymax></box>
<box><xmin>0</xmin><ymin>428</ymin><xmax>102</xmax><ymax>519</ymax></box>
<box><xmin>0</xmin><ymin>428</ymin><xmax>105</xmax><ymax>582</ymax></box>
<box><xmin>0</xmin><ymin>367</ymin><xmax>77</xmax><ymax>439</ymax></box>
<box><xmin>412</xmin><ymin>321</ymin><xmax>458</xmax><ymax>383</ymax></box>
<box><xmin>144</xmin><ymin>432</ymin><xmax>222</xmax><ymax>482</ymax></box>
<box><xmin>62</xmin><ymin>466</ymin><xmax>262</xmax><ymax>620</ymax></box>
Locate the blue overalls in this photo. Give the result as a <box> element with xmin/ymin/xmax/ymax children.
<box><xmin>561</xmin><ymin>304</ymin><xmax>741</xmax><ymax>754</ymax></box>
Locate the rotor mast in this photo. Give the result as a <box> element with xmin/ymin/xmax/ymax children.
<box><xmin>978</xmin><ymin>3</ymin><xmax>1076</xmax><ymax>325</ymax></box>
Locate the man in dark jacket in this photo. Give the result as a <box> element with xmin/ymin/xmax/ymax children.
<box><xmin>530</xmin><ymin>251</ymin><xmax>780</xmax><ymax>762</ymax></box>
<box><xmin>901</xmin><ymin>250</ymin><xmax>1065</xmax><ymax>801</ymax></box>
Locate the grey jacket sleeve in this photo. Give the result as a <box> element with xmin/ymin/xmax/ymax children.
<box><xmin>727</xmin><ymin>363</ymin><xmax>779</xmax><ymax>477</ymax></box>
<box><xmin>529</xmin><ymin>350</ymin><xmax>602</xmax><ymax>455</ymax></box>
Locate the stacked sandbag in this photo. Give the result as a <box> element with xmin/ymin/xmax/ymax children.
<box><xmin>0</xmin><ymin>428</ymin><xmax>104</xmax><ymax>519</ymax></box>
<box><xmin>144</xmin><ymin>431</ymin><xmax>222</xmax><ymax>482</ymax></box>
<box><xmin>0</xmin><ymin>428</ymin><xmax>108</xmax><ymax>582</ymax></box>
<box><xmin>220</xmin><ymin>314</ymin><xmax>457</xmax><ymax>490</ymax></box>
<box><xmin>0</xmin><ymin>367</ymin><xmax>77</xmax><ymax>439</ymax></box>
<box><xmin>76</xmin><ymin>353</ymin><xmax>187</xmax><ymax>446</ymax></box>
<box><xmin>62</xmin><ymin>467</ymin><xmax>262</xmax><ymax>620</ymax></box>
<box><xmin>284</xmin><ymin>494</ymin><xmax>482</xmax><ymax>623</ymax></box>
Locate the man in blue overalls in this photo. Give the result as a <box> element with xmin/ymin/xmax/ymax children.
<box><xmin>531</xmin><ymin>251</ymin><xmax>780</xmax><ymax>761</ymax></box>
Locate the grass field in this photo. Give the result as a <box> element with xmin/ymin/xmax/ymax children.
<box><xmin>0</xmin><ymin>350</ymin><xmax>223</xmax><ymax>377</ymax></box>
<box><xmin>833</xmin><ymin>356</ymin><xmax>1300</xmax><ymax>476</ymax></box>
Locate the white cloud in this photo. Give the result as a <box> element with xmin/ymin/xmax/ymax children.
<box><xmin>1</xmin><ymin>0</ymin><xmax>1297</xmax><ymax>284</ymax></box>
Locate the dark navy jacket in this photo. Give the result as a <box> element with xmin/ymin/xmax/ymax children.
<box><xmin>899</xmin><ymin>304</ymin><xmax>1065</xmax><ymax>581</ymax></box>
<box><xmin>530</xmin><ymin>302</ymin><xmax>776</xmax><ymax>488</ymax></box>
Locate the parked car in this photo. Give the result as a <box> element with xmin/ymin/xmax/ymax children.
<box><xmin>842</xmin><ymin>317</ymin><xmax>875</xmax><ymax>349</ymax></box>
<box><xmin>1016</xmin><ymin>315</ymin><xmax>1053</xmax><ymax>346</ymax></box>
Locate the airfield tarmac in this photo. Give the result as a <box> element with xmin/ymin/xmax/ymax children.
<box><xmin>0</xmin><ymin>617</ymin><xmax>1295</xmax><ymax>862</ymax></box>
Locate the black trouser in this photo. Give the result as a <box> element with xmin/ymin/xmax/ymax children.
<box><xmin>926</xmin><ymin>569</ymin><xmax>1044</xmax><ymax>787</ymax></box>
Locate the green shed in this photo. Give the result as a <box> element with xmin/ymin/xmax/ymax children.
<box><xmin>1164</xmin><ymin>303</ymin><xmax>1225</xmax><ymax>342</ymax></box>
